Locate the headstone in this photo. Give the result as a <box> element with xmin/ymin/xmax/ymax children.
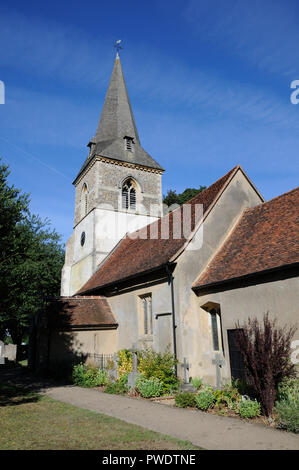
<box><xmin>182</xmin><ymin>357</ymin><xmax>190</xmax><ymax>384</ymax></box>
<box><xmin>212</xmin><ymin>353</ymin><xmax>226</xmax><ymax>389</ymax></box>
<box><xmin>179</xmin><ymin>357</ymin><xmax>196</xmax><ymax>392</ymax></box>
<box><xmin>4</xmin><ymin>344</ymin><xmax>17</xmax><ymax>362</ymax></box>
<box><xmin>127</xmin><ymin>349</ymin><xmax>140</xmax><ymax>389</ymax></box>
<box><xmin>110</xmin><ymin>352</ymin><xmax>119</xmax><ymax>381</ymax></box>
<box><xmin>0</xmin><ymin>340</ymin><xmax>5</xmax><ymax>365</ymax></box>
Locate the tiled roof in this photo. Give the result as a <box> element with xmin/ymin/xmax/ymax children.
<box><xmin>77</xmin><ymin>166</ymin><xmax>239</xmax><ymax>294</ymax></box>
<box><xmin>48</xmin><ymin>297</ymin><xmax>117</xmax><ymax>329</ymax></box>
<box><xmin>193</xmin><ymin>186</ymin><xmax>299</xmax><ymax>290</ymax></box>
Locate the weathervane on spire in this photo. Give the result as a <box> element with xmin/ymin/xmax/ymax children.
<box><xmin>114</xmin><ymin>40</ymin><xmax>122</xmax><ymax>57</ymax></box>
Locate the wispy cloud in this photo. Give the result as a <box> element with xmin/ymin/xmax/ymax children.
<box><xmin>184</xmin><ymin>0</ymin><xmax>299</xmax><ymax>78</ymax></box>
<box><xmin>0</xmin><ymin>6</ymin><xmax>113</xmax><ymax>89</ymax></box>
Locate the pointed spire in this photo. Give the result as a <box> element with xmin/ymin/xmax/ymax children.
<box><xmin>92</xmin><ymin>55</ymin><xmax>140</xmax><ymax>144</ymax></box>
<box><xmin>74</xmin><ymin>54</ymin><xmax>163</xmax><ymax>183</ymax></box>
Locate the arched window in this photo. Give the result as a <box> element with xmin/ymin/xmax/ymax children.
<box><xmin>81</xmin><ymin>184</ymin><xmax>88</xmax><ymax>218</ymax></box>
<box><xmin>122</xmin><ymin>178</ymin><xmax>137</xmax><ymax>210</ymax></box>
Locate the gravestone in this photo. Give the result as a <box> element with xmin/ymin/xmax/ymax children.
<box><xmin>212</xmin><ymin>353</ymin><xmax>226</xmax><ymax>389</ymax></box>
<box><xmin>179</xmin><ymin>357</ymin><xmax>196</xmax><ymax>392</ymax></box>
<box><xmin>110</xmin><ymin>352</ymin><xmax>119</xmax><ymax>381</ymax></box>
<box><xmin>5</xmin><ymin>344</ymin><xmax>17</xmax><ymax>362</ymax></box>
<box><xmin>0</xmin><ymin>340</ymin><xmax>5</xmax><ymax>365</ymax></box>
<box><xmin>127</xmin><ymin>349</ymin><xmax>140</xmax><ymax>389</ymax></box>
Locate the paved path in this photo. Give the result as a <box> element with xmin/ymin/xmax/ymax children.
<box><xmin>45</xmin><ymin>385</ymin><xmax>299</xmax><ymax>450</ymax></box>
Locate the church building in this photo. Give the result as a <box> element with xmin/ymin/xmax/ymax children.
<box><xmin>32</xmin><ymin>53</ymin><xmax>299</xmax><ymax>385</ymax></box>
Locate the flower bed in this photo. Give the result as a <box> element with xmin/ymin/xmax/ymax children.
<box><xmin>70</xmin><ymin>355</ymin><xmax>298</xmax><ymax>433</ymax></box>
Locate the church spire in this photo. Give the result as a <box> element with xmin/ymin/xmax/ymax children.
<box><xmin>74</xmin><ymin>50</ymin><xmax>163</xmax><ymax>183</ymax></box>
<box><xmin>92</xmin><ymin>53</ymin><xmax>140</xmax><ymax>145</ymax></box>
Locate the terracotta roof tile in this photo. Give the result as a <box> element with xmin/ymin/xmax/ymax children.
<box><xmin>78</xmin><ymin>166</ymin><xmax>239</xmax><ymax>294</ymax></box>
<box><xmin>48</xmin><ymin>297</ymin><xmax>117</xmax><ymax>329</ymax></box>
<box><xmin>193</xmin><ymin>186</ymin><xmax>299</xmax><ymax>289</ymax></box>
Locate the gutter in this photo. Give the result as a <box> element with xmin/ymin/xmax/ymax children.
<box><xmin>78</xmin><ymin>263</ymin><xmax>171</xmax><ymax>296</ymax></box>
<box><xmin>193</xmin><ymin>261</ymin><xmax>299</xmax><ymax>293</ymax></box>
<box><xmin>165</xmin><ymin>263</ymin><xmax>178</xmax><ymax>377</ymax></box>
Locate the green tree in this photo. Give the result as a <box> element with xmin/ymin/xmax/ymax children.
<box><xmin>0</xmin><ymin>160</ymin><xmax>64</xmax><ymax>346</ymax></box>
<box><xmin>0</xmin><ymin>161</ymin><xmax>29</xmax><ymax>269</ymax></box>
<box><xmin>163</xmin><ymin>186</ymin><xmax>206</xmax><ymax>207</ymax></box>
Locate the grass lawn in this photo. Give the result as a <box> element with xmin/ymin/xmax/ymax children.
<box><xmin>0</xmin><ymin>384</ymin><xmax>199</xmax><ymax>450</ymax></box>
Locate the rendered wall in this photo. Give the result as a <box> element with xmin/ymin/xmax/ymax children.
<box><xmin>196</xmin><ymin>276</ymin><xmax>299</xmax><ymax>383</ymax></box>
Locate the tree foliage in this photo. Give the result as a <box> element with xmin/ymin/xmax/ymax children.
<box><xmin>0</xmin><ymin>160</ymin><xmax>64</xmax><ymax>346</ymax></box>
<box><xmin>163</xmin><ymin>186</ymin><xmax>206</xmax><ymax>207</ymax></box>
<box><xmin>235</xmin><ymin>313</ymin><xmax>297</xmax><ymax>416</ymax></box>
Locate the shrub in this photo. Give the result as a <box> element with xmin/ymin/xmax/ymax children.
<box><xmin>135</xmin><ymin>376</ymin><xmax>164</xmax><ymax>398</ymax></box>
<box><xmin>104</xmin><ymin>374</ymin><xmax>129</xmax><ymax>395</ymax></box>
<box><xmin>277</xmin><ymin>376</ymin><xmax>299</xmax><ymax>402</ymax></box>
<box><xmin>232</xmin><ymin>378</ymin><xmax>252</xmax><ymax>396</ymax></box>
<box><xmin>234</xmin><ymin>313</ymin><xmax>297</xmax><ymax>416</ymax></box>
<box><xmin>213</xmin><ymin>384</ymin><xmax>242</xmax><ymax>410</ymax></box>
<box><xmin>175</xmin><ymin>392</ymin><xmax>196</xmax><ymax>408</ymax></box>
<box><xmin>104</xmin><ymin>382</ymin><xmax>128</xmax><ymax>395</ymax></box>
<box><xmin>138</xmin><ymin>348</ymin><xmax>179</xmax><ymax>394</ymax></box>
<box><xmin>275</xmin><ymin>377</ymin><xmax>299</xmax><ymax>433</ymax></box>
<box><xmin>275</xmin><ymin>398</ymin><xmax>299</xmax><ymax>434</ymax></box>
<box><xmin>117</xmin><ymin>349</ymin><xmax>133</xmax><ymax>378</ymax></box>
<box><xmin>72</xmin><ymin>363</ymin><xmax>109</xmax><ymax>388</ymax></box>
<box><xmin>195</xmin><ymin>390</ymin><xmax>215</xmax><ymax>411</ymax></box>
<box><xmin>238</xmin><ymin>399</ymin><xmax>261</xmax><ymax>418</ymax></box>
<box><xmin>191</xmin><ymin>377</ymin><xmax>203</xmax><ymax>389</ymax></box>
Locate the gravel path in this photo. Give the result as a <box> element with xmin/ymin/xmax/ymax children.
<box><xmin>45</xmin><ymin>385</ymin><xmax>299</xmax><ymax>450</ymax></box>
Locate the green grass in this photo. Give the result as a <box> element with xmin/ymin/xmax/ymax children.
<box><xmin>0</xmin><ymin>384</ymin><xmax>199</xmax><ymax>450</ymax></box>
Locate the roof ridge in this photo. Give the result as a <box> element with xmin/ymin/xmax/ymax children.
<box><xmin>245</xmin><ymin>185</ymin><xmax>299</xmax><ymax>214</ymax></box>
<box><xmin>123</xmin><ymin>165</ymin><xmax>240</xmax><ymax>242</ymax></box>
<box><xmin>77</xmin><ymin>165</ymin><xmax>241</xmax><ymax>295</ymax></box>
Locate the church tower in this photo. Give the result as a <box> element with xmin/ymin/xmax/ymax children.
<box><xmin>61</xmin><ymin>53</ymin><xmax>164</xmax><ymax>296</ymax></box>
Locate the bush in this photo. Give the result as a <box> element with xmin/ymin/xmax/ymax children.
<box><xmin>72</xmin><ymin>363</ymin><xmax>109</xmax><ymax>388</ymax></box>
<box><xmin>275</xmin><ymin>377</ymin><xmax>299</xmax><ymax>433</ymax></box>
<box><xmin>117</xmin><ymin>349</ymin><xmax>133</xmax><ymax>378</ymax></box>
<box><xmin>135</xmin><ymin>376</ymin><xmax>164</xmax><ymax>398</ymax></box>
<box><xmin>195</xmin><ymin>390</ymin><xmax>215</xmax><ymax>411</ymax></box>
<box><xmin>191</xmin><ymin>377</ymin><xmax>203</xmax><ymax>389</ymax></box>
<box><xmin>175</xmin><ymin>392</ymin><xmax>196</xmax><ymax>408</ymax></box>
<box><xmin>234</xmin><ymin>313</ymin><xmax>297</xmax><ymax>416</ymax></box>
<box><xmin>104</xmin><ymin>374</ymin><xmax>129</xmax><ymax>395</ymax></box>
<box><xmin>213</xmin><ymin>385</ymin><xmax>241</xmax><ymax>411</ymax></box>
<box><xmin>238</xmin><ymin>399</ymin><xmax>261</xmax><ymax>418</ymax></box>
<box><xmin>275</xmin><ymin>398</ymin><xmax>299</xmax><ymax>434</ymax></box>
<box><xmin>277</xmin><ymin>377</ymin><xmax>299</xmax><ymax>402</ymax></box>
<box><xmin>138</xmin><ymin>348</ymin><xmax>179</xmax><ymax>394</ymax></box>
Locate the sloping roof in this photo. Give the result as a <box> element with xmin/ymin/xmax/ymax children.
<box><xmin>48</xmin><ymin>297</ymin><xmax>118</xmax><ymax>329</ymax></box>
<box><xmin>77</xmin><ymin>166</ymin><xmax>239</xmax><ymax>294</ymax></box>
<box><xmin>193</xmin><ymin>186</ymin><xmax>299</xmax><ymax>290</ymax></box>
<box><xmin>74</xmin><ymin>55</ymin><xmax>163</xmax><ymax>182</ymax></box>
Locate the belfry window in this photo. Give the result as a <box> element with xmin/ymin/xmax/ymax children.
<box><xmin>124</xmin><ymin>136</ymin><xmax>134</xmax><ymax>152</ymax></box>
<box><xmin>122</xmin><ymin>178</ymin><xmax>136</xmax><ymax>210</ymax></box>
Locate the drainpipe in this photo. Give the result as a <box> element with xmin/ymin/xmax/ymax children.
<box><xmin>166</xmin><ymin>263</ymin><xmax>178</xmax><ymax>376</ymax></box>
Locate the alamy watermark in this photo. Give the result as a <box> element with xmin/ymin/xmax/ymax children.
<box><xmin>0</xmin><ymin>81</ymin><xmax>4</xmax><ymax>104</ymax></box>
<box><xmin>291</xmin><ymin>340</ymin><xmax>299</xmax><ymax>365</ymax></box>
<box><xmin>290</xmin><ymin>80</ymin><xmax>299</xmax><ymax>104</ymax></box>
<box><xmin>94</xmin><ymin>202</ymin><xmax>204</xmax><ymax>251</ymax></box>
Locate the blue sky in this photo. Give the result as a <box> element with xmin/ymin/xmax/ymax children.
<box><xmin>1</xmin><ymin>0</ymin><xmax>299</xmax><ymax>243</ymax></box>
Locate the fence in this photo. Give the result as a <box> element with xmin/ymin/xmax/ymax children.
<box><xmin>85</xmin><ymin>353</ymin><xmax>114</xmax><ymax>370</ymax></box>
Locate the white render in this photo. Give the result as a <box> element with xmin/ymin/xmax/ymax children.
<box><xmin>61</xmin><ymin>206</ymin><xmax>160</xmax><ymax>296</ymax></box>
